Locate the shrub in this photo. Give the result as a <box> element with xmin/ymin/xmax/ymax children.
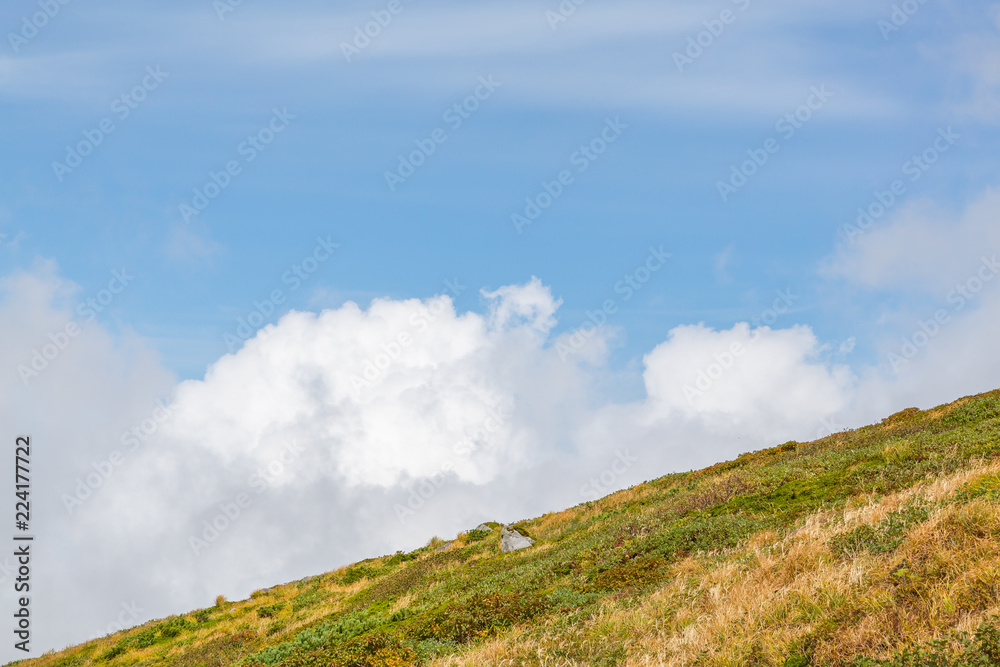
<box><xmin>132</xmin><ymin>628</ymin><xmax>158</xmax><ymax>648</ymax></box>
<box><xmin>100</xmin><ymin>644</ymin><xmax>127</xmax><ymax>661</ymax></box>
<box><xmin>257</xmin><ymin>603</ymin><xmax>285</xmax><ymax>619</ymax></box>
<box><xmin>268</xmin><ymin>633</ymin><xmax>416</xmax><ymax>667</ymax></box>
<box><xmin>386</xmin><ymin>552</ymin><xmax>418</xmax><ymax>566</ymax></box>
<box><xmin>546</xmin><ymin>588</ymin><xmax>597</xmax><ymax>609</ymax></box>
<box><xmin>342</xmin><ymin>566</ymin><xmax>378</xmax><ymax>585</ymax></box>
<box><xmin>164</xmin><ymin>630</ymin><xmax>258</xmax><ymax>667</ymax></box>
<box><xmin>937</xmin><ymin>399</ymin><xmax>1000</xmax><ymax>430</ymax></box>
<box><xmin>215</xmin><ymin>594</ymin><xmax>227</xmax><ymax>609</ymax></box>
<box><xmin>466</xmin><ymin>529</ymin><xmax>491</xmax><ymax>542</ymax></box>
<box><xmin>830</xmin><ymin>503</ymin><xmax>930</xmax><ymax>557</ymax></box>
<box><xmin>292</xmin><ymin>588</ymin><xmax>326</xmax><ymax>612</ymax></box>
<box><xmin>588</xmin><ymin>557</ymin><xmax>668</xmax><ymax>593</ymax></box>
<box><xmin>847</xmin><ymin>616</ymin><xmax>1000</xmax><ymax>665</ymax></box>
<box><xmin>160</xmin><ymin>616</ymin><xmax>190</xmax><ymax>638</ymax></box>
<box><xmin>243</xmin><ymin>610</ymin><xmax>387</xmax><ymax>665</ymax></box>
<box><xmin>415</xmin><ymin>592</ymin><xmax>550</xmax><ymax>643</ymax></box>
<box><xmin>958</xmin><ymin>472</ymin><xmax>1000</xmax><ymax>502</ymax></box>
<box><xmin>650</xmin><ymin>513</ymin><xmax>756</xmax><ymax>559</ymax></box>
<box><xmin>412</xmin><ymin>638</ymin><xmax>461</xmax><ymax>661</ymax></box>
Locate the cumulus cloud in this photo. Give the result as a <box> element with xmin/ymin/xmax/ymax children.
<box><xmin>642</xmin><ymin>323</ymin><xmax>854</xmax><ymax>440</ymax></box>
<box><xmin>159</xmin><ymin>279</ymin><xmax>569</xmax><ymax>491</ymax></box>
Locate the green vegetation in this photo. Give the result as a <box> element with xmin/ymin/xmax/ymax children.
<box><xmin>829</xmin><ymin>502</ymin><xmax>931</xmax><ymax>557</ymax></box>
<box><xmin>13</xmin><ymin>388</ymin><xmax>1000</xmax><ymax>666</ymax></box>
<box><xmin>464</xmin><ymin>529</ymin><xmax>491</xmax><ymax>543</ymax></box>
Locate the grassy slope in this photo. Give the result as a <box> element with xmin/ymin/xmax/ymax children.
<box><xmin>16</xmin><ymin>389</ymin><xmax>1000</xmax><ymax>667</ymax></box>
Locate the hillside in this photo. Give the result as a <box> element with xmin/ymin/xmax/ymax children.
<box><xmin>15</xmin><ymin>389</ymin><xmax>1000</xmax><ymax>667</ymax></box>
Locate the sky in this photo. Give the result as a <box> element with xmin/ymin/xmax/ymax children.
<box><xmin>1</xmin><ymin>0</ymin><xmax>1000</xmax><ymax>658</ymax></box>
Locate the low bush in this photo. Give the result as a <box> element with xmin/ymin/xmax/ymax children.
<box><xmin>849</xmin><ymin>616</ymin><xmax>1000</xmax><ymax>666</ymax></box>
<box><xmin>414</xmin><ymin>592</ymin><xmax>550</xmax><ymax>643</ymax></box>
<box><xmin>257</xmin><ymin>604</ymin><xmax>285</xmax><ymax>619</ymax></box>
<box><xmin>292</xmin><ymin>588</ymin><xmax>326</xmax><ymax>612</ymax></box>
<box><xmin>588</xmin><ymin>557</ymin><xmax>669</xmax><ymax>593</ymax></box>
<box><xmin>648</xmin><ymin>513</ymin><xmax>756</xmax><ymax>559</ymax></box>
<box><xmin>830</xmin><ymin>503</ymin><xmax>930</xmax><ymax>557</ymax></box>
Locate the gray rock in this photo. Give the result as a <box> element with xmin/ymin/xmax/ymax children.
<box><xmin>500</xmin><ymin>525</ymin><xmax>534</xmax><ymax>553</ymax></box>
<box><xmin>435</xmin><ymin>541</ymin><xmax>453</xmax><ymax>552</ymax></box>
<box><xmin>474</xmin><ymin>523</ymin><xmax>493</xmax><ymax>532</ymax></box>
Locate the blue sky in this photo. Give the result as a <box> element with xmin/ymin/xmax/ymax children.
<box><xmin>3</xmin><ymin>0</ymin><xmax>1000</xmax><ymax>656</ymax></box>
<box><xmin>2</xmin><ymin>0</ymin><xmax>995</xmax><ymax>383</ymax></box>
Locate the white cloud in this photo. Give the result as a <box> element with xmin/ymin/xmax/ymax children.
<box><xmin>947</xmin><ymin>6</ymin><xmax>1000</xmax><ymax>123</ymax></box>
<box><xmin>0</xmin><ymin>260</ymin><xmax>175</xmax><ymax>655</ymax></box>
<box><xmin>0</xmin><ymin>1</ymin><xmax>900</xmax><ymax>118</ymax></box>
<box><xmin>642</xmin><ymin>322</ymin><xmax>854</xmax><ymax>440</ymax></box>
<box><xmin>714</xmin><ymin>244</ymin><xmax>734</xmax><ymax>283</ymax></box>
<box><xmin>823</xmin><ymin>187</ymin><xmax>1000</xmax><ymax>294</ymax></box>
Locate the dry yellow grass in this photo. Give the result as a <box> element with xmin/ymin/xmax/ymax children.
<box><xmin>427</xmin><ymin>462</ymin><xmax>1000</xmax><ymax>667</ymax></box>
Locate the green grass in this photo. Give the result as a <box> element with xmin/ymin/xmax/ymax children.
<box><xmin>829</xmin><ymin>502</ymin><xmax>932</xmax><ymax>557</ymax></box>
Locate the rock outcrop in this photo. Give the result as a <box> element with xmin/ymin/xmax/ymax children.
<box><xmin>500</xmin><ymin>525</ymin><xmax>534</xmax><ymax>553</ymax></box>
